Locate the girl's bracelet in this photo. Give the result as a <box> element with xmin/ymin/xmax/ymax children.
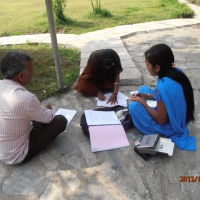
<box><xmin>113</xmin><ymin>82</ymin><xmax>119</xmax><ymax>85</ymax></box>
<box><xmin>113</xmin><ymin>93</ymin><xmax>118</xmax><ymax>95</ymax></box>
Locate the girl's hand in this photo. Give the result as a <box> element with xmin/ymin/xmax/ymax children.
<box><xmin>97</xmin><ymin>92</ymin><xmax>106</xmax><ymax>101</ymax></box>
<box><xmin>135</xmin><ymin>92</ymin><xmax>146</xmax><ymax>99</ymax></box>
<box><xmin>107</xmin><ymin>93</ymin><xmax>118</xmax><ymax>105</ymax></box>
<box><xmin>130</xmin><ymin>94</ymin><xmax>143</xmax><ymax>103</ymax></box>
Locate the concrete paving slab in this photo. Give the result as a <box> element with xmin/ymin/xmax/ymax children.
<box><xmin>80</xmin><ymin>59</ymin><xmax>88</xmax><ymax>69</ymax></box>
<box><xmin>109</xmin><ymin>47</ymin><xmax>128</xmax><ymax>54</ymax></box>
<box><xmin>0</xmin><ymin>37</ymin><xmax>9</xmax><ymax>45</ymax></box>
<box><xmin>117</xmin><ymin>52</ymin><xmax>132</xmax><ymax>60</ymax></box>
<box><xmin>159</xmin><ymin>18</ymin><xmax>200</xmax><ymax>27</ymax></box>
<box><xmin>28</xmin><ymin>33</ymin><xmax>51</xmax><ymax>43</ymax></box>
<box><xmin>81</xmin><ymin>42</ymin><xmax>100</xmax><ymax>52</ymax></box>
<box><xmin>110</xmin><ymin>25</ymin><xmax>147</xmax><ymax>38</ymax></box>
<box><xmin>57</xmin><ymin>34</ymin><xmax>79</xmax><ymax>45</ymax></box>
<box><xmin>73</xmin><ymin>29</ymin><xmax>115</xmax><ymax>40</ymax></box>
<box><xmin>99</xmin><ymin>40</ymin><xmax>125</xmax><ymax>49</ymax></box>
<box><xmin>121</xmin><ymin>60</ymin><xmax>137</xmax><ymax>69</ymax></box>
<box><xmin>133</xmin><ymin>21</ymin><xmax>176</xmax><ymax>32</ymax></box>
<box><xmin>81</xmin><ymin>52</ymin><xmax>92</xmax><ymax>59</ymax></box>
<box><xmin>1</xmin><ymin>35</ymin><xmax>24</xmax><ymax>45</ymax></box>
<box><xmin>14</xmin><ymin>35</ymin><xmax>38</xmax><ymax>44</ymax></box>
<box><xmin>18</xmin><ymin>34</ymin><xmax>42</xmax><ymax>44</ymax></box>
<box><xmin>120</xmin><ymin>67</ymin><xmax>142</xmax><ymax>85</ymax></box>
<box><xmin>69</xmin><ymin>32</ymin><xmax>112</xmax><ymax>43</ymax></box>
<box><xmin>81</xmin><ymin>51</ymin><xmax>132</xmax><ymax>61</ymax></box>
<box><xmin>70</xmin><ymin>33</ymin><xmax>118</xmax><ymax>46</ymax></box>
<box><xmin>39</xmin><ymin>34</ymin><xmax>77</xmax><ymax>44</ymax></box>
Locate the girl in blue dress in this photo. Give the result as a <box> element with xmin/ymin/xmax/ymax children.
<box><xmin>129</xmin><ymin>44</ymin><xmax>196</xmax><ymax>151</ymax></box>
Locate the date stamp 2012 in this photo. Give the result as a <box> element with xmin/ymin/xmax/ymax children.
<box><xmin>180</xmin><ymin>176</ymin><xmax>200</xmax><ymax>182</ymax></box>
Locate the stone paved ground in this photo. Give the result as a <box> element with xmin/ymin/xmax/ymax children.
<box><xmin>0</xmin><ymin>25</ymin><xmax>200</xmax><ymax>200</ymax></box>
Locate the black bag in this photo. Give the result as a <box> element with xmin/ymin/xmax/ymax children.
<box><xmin>80</xmin><ymin>105</ymin><xmax>133</xmax><ymax>138</ymax></box>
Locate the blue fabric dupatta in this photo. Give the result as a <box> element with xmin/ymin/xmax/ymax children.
<box><xmin>157</xmin><ymin>77</ymin><xmax>196</xmax><ymax>151</ymax></box>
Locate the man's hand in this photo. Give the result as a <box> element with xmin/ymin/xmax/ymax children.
<box><xmin>44</xmin><ymin>104</ymin><xmax>52</xmax><ymax>110</ymax></box>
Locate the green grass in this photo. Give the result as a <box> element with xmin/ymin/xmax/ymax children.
<box><xmin>0</xmin><ymin>0</ymin><xmax>194</xmax><ymax>36</ymax></box>
<box><xmin>0</xmin><ymin>44</ymin><xmax>80</xmax><ymax>100</ymax></box>
<box><xmin>87</xmin><ymin>7</ymin><xmax>113</xmax><ymax>19</ymax></box>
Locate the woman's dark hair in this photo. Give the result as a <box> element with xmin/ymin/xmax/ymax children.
<box><xmin>145</xmin><ymin>44</ymin><xmax>195</xmax><ymax>122</ymax></box>
<box><xmin>87</xmin><ymin>49</ymin><xmax>122</xmax><ymax>85</ymax></box>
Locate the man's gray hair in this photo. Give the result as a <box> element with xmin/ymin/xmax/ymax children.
<box><xmin>0</xmin><ymin>51</ymin><xmax>32</xmax><ymax>79</ymax></box>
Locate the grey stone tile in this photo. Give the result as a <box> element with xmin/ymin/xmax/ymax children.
<box><xmin>120</xmin><ymin>68</ymin><xmax>142</xmax><ymax>85</ymax></box>
<box><xmin>39</xmin><ymin>151</ymin><xmax>59</xmax><ymax>170</ymax></box>
<box><xmin>58</xmin><ymin>170</ymin><xmax>80</xmax><ymax>191</ymax></box>
<box><xmin>2</xmin><ymin>169</ymin><xmax>44</xmax><ymax>195</ymax></box>
<box><xmin>39</xmin><ymin>182</ymin><xmax>64</xmax><ymax>200</ymax></box>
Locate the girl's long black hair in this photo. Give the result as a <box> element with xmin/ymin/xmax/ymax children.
<box><xmin>87</xmin><ymin>49</ymin><xmax>123</xmax><ymax>86</ymax></box>
<box><xmin>145</xmin><ymin>44</ymin><xmax>195</xmax><ymax>122</ymax></box>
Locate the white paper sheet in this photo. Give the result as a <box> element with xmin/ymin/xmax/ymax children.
<box><xmin>146</xmin><ymin>100</ymin><xmax>157</xmax><ymax>108</ymax></box>
<box><xmin>55</xmin><ymin>108</ymin><xmax>77</xmax><ymax>125</ymax></box>
<box><xmin>155</xmin><ymin>138</ymin><xmax>175</xmax><ymax>156</ymax></box>
<box><xmin>130</xmin><ymin>91</ymin><xmax>139</xmax><ymax>95</ymax></box>
<box><xmin>84</xmin><ymin>110</ymin><xmax>121</xmax><ymax>126</ymax></box>
<box><xmin>95</xmin><ymin>91</ymin><xmax>129</xmax><ymax>107</ymax></box>
<box><xmin>130</xmin><ymin>91</ymin><xmax>157</xmax><ymax>108</ymax></box>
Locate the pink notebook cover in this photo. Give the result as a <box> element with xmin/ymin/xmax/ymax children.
<box><xmin>89</xmin><ymin>125</ymin><xmax>130</xmax><ymax>152</ymax></box>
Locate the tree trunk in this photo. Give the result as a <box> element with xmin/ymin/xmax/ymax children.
<box><xmin>91</xmin><ymin>0</ymin><xmax>94</xmax><ymax>11</ymax></box>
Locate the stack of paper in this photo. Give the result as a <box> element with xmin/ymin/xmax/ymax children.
<box><xmin>55</xmin><ymin>108</ymin><xmax>77</xmax><ymax>125</ymax></box>
<box><xmin>130</xmin><ymin>91</ymin><xmax>157</xmax><ymax>108</ymax></box>
<box><xmin>95</xmin><ymin>91</ymin><xmax>129</xmax><ymax>107</ymax></box>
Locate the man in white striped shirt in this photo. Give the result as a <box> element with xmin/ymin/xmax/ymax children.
<box><xmin>0</xmin><ymin>51</ymin><xmax>67</xmax><ymax>164</ymax></box>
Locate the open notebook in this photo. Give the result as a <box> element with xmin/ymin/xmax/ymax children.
<box><xmin>84</xmin><ymin>110</ymin><xmax>130</xmax><ymax>152</ymax></box>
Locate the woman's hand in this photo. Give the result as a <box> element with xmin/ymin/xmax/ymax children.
<box><xmin>107</xmin><ymin>93</ymin><xmax>118</xmax><ymax>105</ymax></box>
<box><xmin>134</xmin><ymin>92</ymin><xmax>152</xmax><ymax>100</ymax></box>
<box><xmin>97</xmin><ymin>92</ymin><xmax>106</xmax><ymax>101</ymax></box>
<box><xmin>131</xmin><ymin>93</ymin><xmax>168</xmax><ymax>124</ymax></box>
<box><xmin>130</xmin><ymin>94</ymin><xmax>143</xmax><ymax>103</ymax></box>
<box><xmin>135</xmin><ymin>92</ymin><xmax>146</xmax><ymax>99</ymax></box>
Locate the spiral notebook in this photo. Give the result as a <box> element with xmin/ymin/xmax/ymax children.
<box><xmin>84</xmin><ymin>110</ymin><xmax>130</xmax><ymax>152</ymax></box>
